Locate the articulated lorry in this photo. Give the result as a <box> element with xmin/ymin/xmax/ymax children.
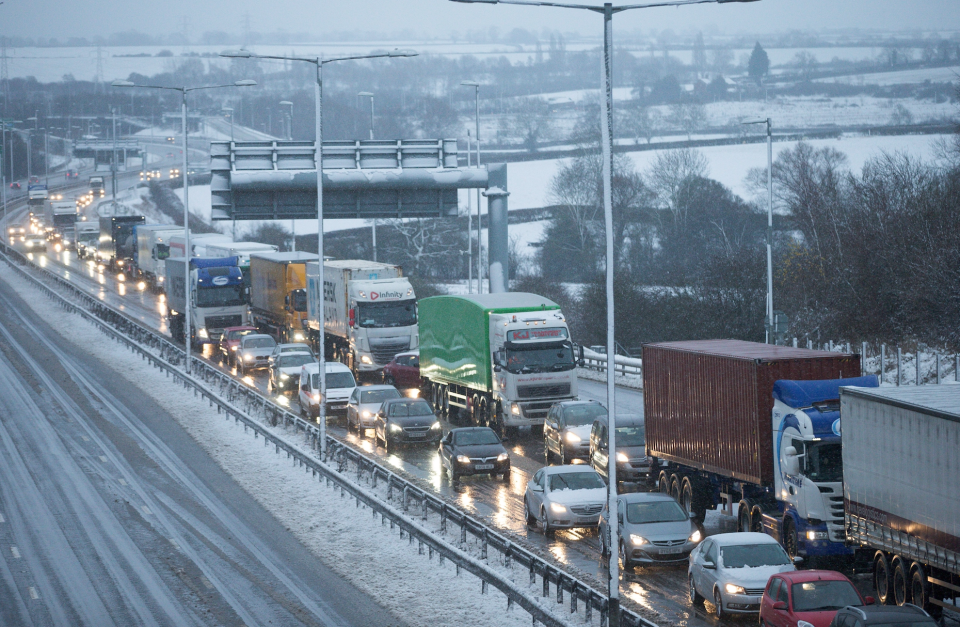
<box><xmin>306</xmin><ymin>260</ymin><xmax>417</xmax><ymax>379</ymax></box>
<box><xmin>75</xmin><ymin>221</ymin><xmax>99</xmax><ymax>259</ymax></box>
<box><xmin>89</xmin><ymin>175</ymin><xmax>105</xmax><ymax>197</ymax></box>
<box><xmin>27</xmin><ymin>185</ymin><xmax>49</xmax><ymax>215</ymax></box>
<box><xmin>50</xmin><ymin>200</ymin><xmax>78</xmax><ymax>246</ymax></box>
<box><xmin>840</xmin><ymin>385</ymin><xmax>960</xmax><ymax>619</ymax></box>
<box><xmin>249</xmin><ymin>252</ymin><xmax>318</xmax><ymax>343</ymax></box>
<box><xmin>164</xmin><ymin>256</ymin><xmax>247</xmax><ymax>345</ymax></box>
<box><xmin>98</xmin><ymin>215</ymin><xmax>145</xmax><ymax>272</ymax></box>
<box><xmin>642</xmin><ymin>339</ymin><xmax>873</xmax><ymax>562</ymax></box>
<box><xmin>419</xmin><ymin>293</ymin><xmax>580</xmax><ymax>438</ymax></box>
<box><xmin>133</xmin><ymin>224</ymin><xmax>183</xmax><ymax>291</ymax></box>
<box><xmin>205</xmin><ymin>241</ymin><xmax>279</xmax><ymax>295</ymax></box>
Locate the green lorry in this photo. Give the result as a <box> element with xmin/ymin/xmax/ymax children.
<box><xmin>419</xmin><ymin>293</ymin><xmax>581</xmax><ymax>438</ymax></box>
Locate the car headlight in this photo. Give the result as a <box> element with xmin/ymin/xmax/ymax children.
<box><xmin>806</xmin><ymin>531</ymin><xmax>828</xmax><ymax>540</ymax></box>
<box><xmin>360</xmin><ymin>355</ymin><xmax>372</xmax><ymax>364</ymax></box>
<box><xmin>244</xmin><ymin>354</ymin><xmax>253</xmax><ymax>361</ymax></box>
<box><xmin>565</xmin><ymin>431</ymin><xmax>581</xmax><ymax>444</ymax></box>
<box><xmin>550</xmin><ymin>502</ymin><xmax>568</xmax><ymax>514</ymax></box>
<box><xmin>456</xmin><ymin>454</ymin><xmax>471</xmax><ymax>464</ymax></box>
<box><xmin>293</xmin><ymin>332</ymin><xmax>305</xmax><ymax>341</ymax></box>
<box><xmin>280</xmin><ymin>373</ymin><xmax>290</xmax><ymax>380</ymax></box>
<box><xmin>312</xmin><ymin>394</ymin><xmax>321</xmax><ymax>403</ymax></box>
<box><xmin>616</xmin><ymin>451</ymin><xmax>630</xmax><ymax>463</ymax></box>
<box><xmin>497</xmin><ymin>452</ymin><xmax>509</xmax><ymax>461</ymax></box>
<box><xmin>725</xmin><ymin>584</ymin><xmax>746</xmax><ymax>595</ymax></box>
<box><xmin>389</xmin><ymin>423</ymin><xmax>403</xmax><ymax>432</ymax></box>
<box><xmin>230</xmin><ymin>345</ymin><xmax>237</xmax><ymax>351</ymax></box>
<box><xmin>197</xmin><ymin>328</ymin><xmax>208</xmax><ymax>339</ymax></box>
<box><xmin>630</xmin><ymin>534</ymin><xmax>648</xmax><ymax>546</ymax></box>
<box><xmin>510</xmin><ymin>402</ymin><xmax>520</xmax><ymax>415</ymax></box>
<box><xmin>430</xmin><ymin>421</ymin><xmax>441</xmax><ymax>430</ymax></box>
<box><xmin>362</xmin><ymin>410</ymin><xmax>372</xmax><ymax>418</ymax></box>
<box><xmin>689</xmin><ymin>529</ymin><xmax>702</xmax><ymax>543</ymax></box>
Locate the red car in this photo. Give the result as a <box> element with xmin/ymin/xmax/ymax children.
<box><xmin>219</xmin><ymin>325</ymin><xmax>258</xmax><ymax>366</ymax></box>
<box><xmin>760</xmin><ymin>570</ymin><xmax>873</xmax><ymax>627</ymax></box>
<box><xmin>381</xmin><ymin>350</ymin><xmax>420</xmax><ymax>390</ymax></box>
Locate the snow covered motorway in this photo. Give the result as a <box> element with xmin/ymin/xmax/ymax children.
<box><xmin>0</xmin><ymin>243</ymin><xmax>659</xmax><ymax>627</ymax></box>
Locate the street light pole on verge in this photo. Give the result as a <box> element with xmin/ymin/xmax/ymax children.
<box><xmin>222</xmin><ymin>107</ymin><xmax>236</xmax><ymax>238</ymax></box>
<box><xmin>461</xmin><ymin>80</ymin><xmax>482</xmax><ymax>294</ymax></box>
<box><xmin>742</xmin><ymin>117</ymin><xmax>773</xmax><ymax>343</ymax></box>
<box><xmin>450</xmin><ymin>1</ymin><xmax>760</xmax><ymax>624</ymax></box>
<box><xmin>112</xmin><ymin>79</ymin><xmax>257</xmax><ymax>377</ymax></box>
<box><xmin>280</xmin><ymin>100</ymin><xmax>296</xmax><ymax>250</ymax></box>
<box><xmin>220</xmin><ymin>48</ymin><xmax>417</xmax><ymax>459</ymax></box>
<box><xmin>358</xmin><ymin>91</ymin><xmax>376</xmax><ymax>260</ymax></box>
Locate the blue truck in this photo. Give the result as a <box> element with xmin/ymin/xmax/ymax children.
<box><xmin>164</xmin><ymin>256</ymin><xmax>248</xmax><ymax>345</ymax></box>
<box><xmin>643</xmin><ymin>340</ymin><xmax>877</xmax><ymax>562</ymax></box>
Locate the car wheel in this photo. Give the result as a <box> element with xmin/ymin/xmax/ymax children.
<box><xmin>450</xmin><ymin>463</ymin><xmax>459</xmax><ymax>483</ymax></box>
<box><xmin>619</xmin><ymin>541</ymin><xmax>634</xmax><ymax>572</ymax></box>
<box><xmin>238</xmin><ymin>361</ymin><xmax>245</xmax><ymax>376</ymax></box>
<box><xmin>525</xmin><ymin>498</ymin><xmax>536</xmax><ymax>527</ymax></box>
<box><xmin>539</xmin><ymin>507</ymin><xmax>553</xmax><ymax>536</ymax></box>
<box><xmin>560</xmin><ymin>444</ymin><xmax>568</xmax><ymax>465</ymax></box>
<box><xmin>689</xmin><ymin>573</ymin><xmax>704</xmax><ymax>606</ymax></box>
<box><xmin>714</xmin><ymin>588</ymin><xmax>725</xmax><ymax>619</ymax></box>
<box><xmin>501</xmin><ymin>469</ymin><xmax>511</xmax><ymax>483</ymax></box>
<box><xmin>438</xmin><ymin>455</ymin><xmax>447</xmax><ymax>476</ymax></box>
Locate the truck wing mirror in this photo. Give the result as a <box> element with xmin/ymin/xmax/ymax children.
<box><xmin>494</xmin><ymin>364</ymin><xmax>502</xmax><ymax>373</ymax></box>
<box><xmin>784</xmin><ymin>446</ymin><xmax>801</xmax><ymax>475</ymax></box>
<box><xmin>577</xmin><ymin>344</ymin><xmax>585</xmax><ymax>367</ymax></box>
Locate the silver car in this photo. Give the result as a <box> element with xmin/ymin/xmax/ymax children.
<box><xmin>237</xmin><ymin>334</ymin><xmax>277</xmax><ymax>375</ymax></box>
<box><xmin>523</xmin><ymin>466</ymin><xmax>607</xmax><ymax>534</ymax></box>
<box><xmin>347</xmin><ymin>384</ymin><xmax>402</xmax><ymax>434</ymax></box>
<box><xmin>598</xmin><ymin>492</ymin><xmax>702</xmax><ymax>569</ymax></box>
<box><xmin>688</xmin><ymin>532</ymin><xmax>798</xmax><ymax>619</ymax></box>
<box><xmin>268</xmin><ymin>351</ymin><xmax>315</xmax><ymax>395</ymax></box>
<box><xmin>269</xmin><ymin>342</ymin><xmax>314</xmax><ymax>364</ymax></box>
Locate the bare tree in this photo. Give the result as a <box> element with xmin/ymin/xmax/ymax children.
<box><xmin>670</xmin><ymin>102</ymin><xmax>707</xmax><ymax>140</ymax></box>
<box><xmin>890</xmin><ymin>103</ymin><xmax>914</xmax><ymax>126</ymax></box>
<box><xmin>381</xmin><ymin>218</ymin><xmax>466</xmax><ymax>279</ymax></box>
<box><xmin>619</xmin><ymin>106</ymin><xmax>662</xmax><ymax>144</ymax></box>
<box><xmin>792</xmin><ymin>51</ymin><xmax>819</xmax><ymax>80</ymax></box>
<box><xmin>646</xmin><ymin>148</ymin><xmax>710</xmax><ymax>212</ymax></box>
<box><xmin>507</xmin><ymin>97</ymin><xmax>555</xmax><ymax>152</ymax></box>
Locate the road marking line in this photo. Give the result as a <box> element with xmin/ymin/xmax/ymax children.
<box><xmin>169</xmin><ymin>538</ymin><xmax>180</xmax><ymax>550</ymax></box>
<box><xmin>10</xmin><ymin>546</ymin><xmax>20</xmax><ymax>559</ymax></box>
<box><xmin>28</xmin><ymin>587</ymin><xmax>38</xmax><ymax>600</ymax></box>
<box><xmin>200</xmin><ymin>576</ymin><xmax>213</xmax><ymax>590</ymax></box>
<box><xmin>118</xmin><ymin>478</ymin><xmax>127</xmax><ymax>486</ymax></box>
<box><xmin>141</xmin><ymin>505</ymin><xmax>151</xmax><ymax>516</ymax></box>
<box><xmin>81</xmin><ymin>436</ymin><xmax>89</xmax><ymax>441</ymax></box>
<box><xmin>99</xmin><ymin>456</ymin><xmax>107</xmax><ymax>463</ymax></box>
<box><xmin>0</xmin><ymin>512</ymin><xmax>5</xmax><ymax>523</ymax></box>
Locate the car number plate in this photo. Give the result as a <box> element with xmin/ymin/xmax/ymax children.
<box><xmin>475</xmin><ymin>464</ymin><xmax>494</xmax><ymax>470</ymax></box>
<box><xmin>660</xmin><ymin>547</ymin><xmax>684</xmax><ymax>555</ymax></box>
<box><xmin>407</xmin><ymin>432</ymin><xmax>425</xmax><ymax>438</ymax></box>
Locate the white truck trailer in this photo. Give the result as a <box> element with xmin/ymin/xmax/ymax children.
<box><xmin>841</xmin><ymin>384</ymin><xmax>960</xmax><ymax>619</ymax></box>
<box><xmin>134</xmin><ymin>225</ymin><xmax>183</xmax><ymax>291</ymax></box>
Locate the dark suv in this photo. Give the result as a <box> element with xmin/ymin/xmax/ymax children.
<box><xmin>829</xmin><ymin>604</ymin><xmax>936</xmax><ymax>627</ymax></box>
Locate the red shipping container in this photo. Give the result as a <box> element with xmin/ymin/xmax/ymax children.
<box><xmin>642</xmin><ymin>340</ymin><xmax>861</xmax><ymax>487</ymax></box>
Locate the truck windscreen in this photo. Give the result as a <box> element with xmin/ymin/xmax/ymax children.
<box><xmin>196</xmin><ymin>285</ymin><xmax>245</xmax><ymax>308</ymax></box>
<box><xmin>357</xmin><ymin>300</ymin><xmax>417</xmax><ymax>328</ymax></box>
<box><xmin>504</xmin><ymin>342</ymin><xmax>575</xmax><ymax>374</ymax></box>
<box><xmin>804</xmin><ymin>441</ymin><xmax>843</xmax><ymax>483</ymax></box>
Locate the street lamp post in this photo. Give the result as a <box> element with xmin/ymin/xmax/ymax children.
<box><xmin>280</xmin><ymin>100</ymin><xmax>296</xmax><ymax>250</ymax></box>
<box><xmin>460</xmin><ymin>80</ymin><xmax>482</xmax><ymax>294</ymax></box>
<box><xmin>222</xmin><ymin>107</ymin><xmax>235</xmax><ymax>237</ymax></box>
<box><xmin>743</xmin><ymin>117</ymin><xmax>774</xmax><ymax>343</ymax></box>
<box><xmin>357</xmin><ymin>91</ymin><xmax>376</xmax><ymax>260</ymax></box>
<box><xmin>112</xmin><ymin>78</ymin><xmax>257</xmax><ymax>377</ymax></box>
<box><xmin>220</xmin><ymin>48</ymin><xmax>417</xmax><ymax>458</ymax></box>
<box><xmin>451</xmin><ymin>2</ymin><xmax>759</xmax><ymax>624</ymax></box>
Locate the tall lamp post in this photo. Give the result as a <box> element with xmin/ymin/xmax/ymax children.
<box><xmin>451</xmin><ymin>2</ymin><xmax>759</xmax><ymax>624</ymax></box>
<box><xmin>743</xmin><ymin>117</ymin><xmax>774</xmax><ymax>343</ymax></box>
<box><xmin>460</xmin><ymin>80</ymin><xmax>482</xmax><ymax>294</ymax></box>
<box><xmin>280</xmin><ymin>100</ymin><xmax>296</xmax><ymax>250</ymax></box>
<box><xmin>220</xmin><ymin>48</ymin><xmax>417</xmax><ymax>458</ymax></box>
<box><xmin>222</xmin><ymin>107</ymin><xmax>235</xmax><ymax>237</ymax></box>
<box><xmin>357</xmin><ymin>91</ymin><xmax>376</xmax><ymax>260</ymax></box>
<box><xmin>112</xmin><ymin>78</ymin><xmax>258</xmax><ymax>376</ymax></box>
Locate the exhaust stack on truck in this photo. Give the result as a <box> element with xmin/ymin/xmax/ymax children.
<box><xmin>306</xmin><ymin>259</ymin><xmax>417</xmax><ymax>378</ymax></box>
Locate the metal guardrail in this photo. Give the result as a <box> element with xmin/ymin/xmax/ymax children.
<box><xmin>0</xmin><ymin>241</ymin><xmax>659</xmax><ymax>627</ymax></box>
<box><xmin>580</xmin><ymin>352</ymin><xmax>643</xmax><ymax>379</ymax></box>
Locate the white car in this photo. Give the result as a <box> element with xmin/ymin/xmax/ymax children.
<box><xmin>268</xmin><ymin>351</ymin><xmax>315</xmax><ymax>395</ymax></box>
<box><xmin>346</xmin><ymin>384</ymin><xmax>402</xmax><ymax>435</ymax></box>
<box><xmin>688</xmin><ymin>532</ymin><xmax>798</xmax><ymax>619</ymax></box>
<box><xmin>298</xmin><ymin>361</ymin><xmax>357</xmax><ymax>422</ymax></box>
<box><xmin>523</xmin><ymin>465</ymin><xmax>607</xmax><ymax>534</ymax></box>
<box><xmin>269</xmin><ymin>342</ymin><xmax>315</xmax><ymax>364</ymax></box>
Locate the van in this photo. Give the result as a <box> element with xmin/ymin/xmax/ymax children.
<box><xmin>298</xmin><ymin>361</ymin><xmax>357</xmax><ymax>422</ymax></box>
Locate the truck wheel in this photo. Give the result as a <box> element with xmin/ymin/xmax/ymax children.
<box><xmin>910</xmin><ymin>564</ymin><xmax>938</xmax><ymax>616</ymax></box>
<box><xmin>478</xmin><ymin>398</ymin><xmax>489</xmax><ymax>427</ymax></box>
<box><xmin>783</xmin><ymin>517</ymin><xmax>799</xmax><ymax>559</ymax></box>
<box><xmin>680</xmin><ymin>478</ymin><xmax>694</xmax><ymax>516</ymax></box>
<box><xmin>669</xmin><ymin>474</ymin><xmax>681</xmax><ymax>501</ymax></box>
<box><xmin>658</xmin><ymin>471</ymin><xmax>670</xmax><ymax>494</ymax></box>
<box><xmin>892</xmin><ymin>557</ymin><xmax>910</xmax><ymax>606</ymax></box>
<box><xmin>738</xmin><ymin>500</ymin><xmax>753</xmax><ymax>533</ymax></box>
<box><xmin>875</xmin><ymin>553</ymin><xmax>894</xmax><ymax>604</ymax></box>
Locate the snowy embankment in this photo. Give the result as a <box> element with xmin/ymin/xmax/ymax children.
<box><xmin>1</xmin><ymin>267</ymin><xmax>593</xmax><ymax>627</ymax></box>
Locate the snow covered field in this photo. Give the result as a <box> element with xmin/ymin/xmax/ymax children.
<box><xmin>2</xmin><ymin>267</ymin><xmax>591</xmax><ymax>627</ymax></box>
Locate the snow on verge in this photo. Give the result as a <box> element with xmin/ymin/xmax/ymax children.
<box><xmin>0</xmin><ymin>266</ymin><xmax>591</xmax><ymax>627</ymax></box>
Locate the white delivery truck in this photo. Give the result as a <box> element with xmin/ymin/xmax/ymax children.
<box><xmin>134</xmin><ymin>224</ymin><xmax>183</xmax><ymax>291</ymax></box>
<box><xmin>306</xmin><ymin>260</ymin><xmax>418</xmax><ymax>379</ymax></box>
<box><xmin>168</xmin><ymin>233</ymin><xmax>233</xmax><ymax>259</ymax></box>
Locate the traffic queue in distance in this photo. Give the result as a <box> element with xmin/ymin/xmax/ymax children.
<box><xmin>35</xmin><ymin>209</ymin><xmax>959</xmax><ymax>624</ymax></box>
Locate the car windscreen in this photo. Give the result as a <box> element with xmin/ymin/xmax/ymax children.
<box><xmin>790</xmin><ymin>580</ymin><xmax>862</xmax><ymax>612</ymax></box>
<box><xmin>548</xmin><ymin>472</ymin><xmax>604</xmax><ymax>491</ymax></box>
<box><xmin>719</xmin><ymin>543</ymin><xmax>792</xmax><ymax>568</ymax></box>
<box><xmin>804</xmin><ymin>441</ymin><xmax>843</xmax><ymax>483</ymax></box>
<box><xmin>616</xmin><ymin>425</ymin><xmax>645</xmax><ymax>447</ymax></box>
<box><xmin>563</xmin><ymin>405</ymin><xmax>607</xmax><ymax>426</ymax></box>
<box><xmin>227</xmin><ymin>329</ymin><xmax>254</xmax><ymax>340</ymax></box>
<box><xmin>312</xmin><ymin>371</ymin><xmax>356</xmax><ymax>390</ymax></box>
<box><xmin>244</xmin><ymin>337</ymin><xmax>276</xmax><ymax>349</ymax></box>
<box><xmin>387</xmin><ymin>401</ymin><xmax>434</xmax><ymax>417</ymax></box>
<box><xmin>281</xmin><ymin>345</ymin><xmax>311</xmax><ymax>354</ymax></box>
<box><xmin>454</xmin><ymin>430</ymin><xmax>500</xmax><ymax>446</ymax></box>
<box><xmin>278</xmin><ymin>354</ymin><xmax>313</xmax><ymax>368</ymax></box>
<box><xmin>361</xmin><ymin>389</ymin><xmax>402</xmax><ymax>403</ymax></box>
<box><xmin>625</xmin><ymin>500</ymin><xmax>688</xmax><ymax>524</ymax></box>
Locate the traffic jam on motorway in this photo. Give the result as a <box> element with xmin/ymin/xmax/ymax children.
<box><xmin>7</xmin><ymin>188</ymin><xmax>959</xmax><ymax>627</ymax></box>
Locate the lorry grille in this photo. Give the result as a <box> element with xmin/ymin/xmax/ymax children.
<box><xmin>817</xmin><ymin>485</ymin><xmax>846</xmax><ymax>522</ymax></box>
<box><xmin>371</xmin><ymin>341</ymin><xmax>410</xmax><ymax>366</ymax></box>
<box><xmin>517</xmin><ymin>383</ymin><xmax>572</xmax><ymax>399</ymax></box>
<box><xmin>205</xmin><ymin>314</ymin><xmax>243</xmax><ymax>330</ymax></box>
<box><xmin>520</xmin><ymin>401</ymin><xmax>556</xmax><ymax>419</ymax></box>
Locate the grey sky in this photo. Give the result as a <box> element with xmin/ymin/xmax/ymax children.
<box><xmin>10</xmin><ymin>0</ymin><xmax>960</xmax><ymax>41</ymax></box>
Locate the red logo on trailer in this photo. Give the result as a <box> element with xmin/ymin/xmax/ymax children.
<box><xmin>371</xmin><ymin>292</ymin><xmax>379</xmax><ymax>300</ymax></box>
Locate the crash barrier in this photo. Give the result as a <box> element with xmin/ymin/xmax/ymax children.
<box><xmin>0</xmin><ymin>242</ymin><xmax>659</xmax><ymax>627</ymax></box>
<box><xmin>580</xmin><ymin>348</ymin><xmax>643</xmax><ymax>378</ymax></box>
